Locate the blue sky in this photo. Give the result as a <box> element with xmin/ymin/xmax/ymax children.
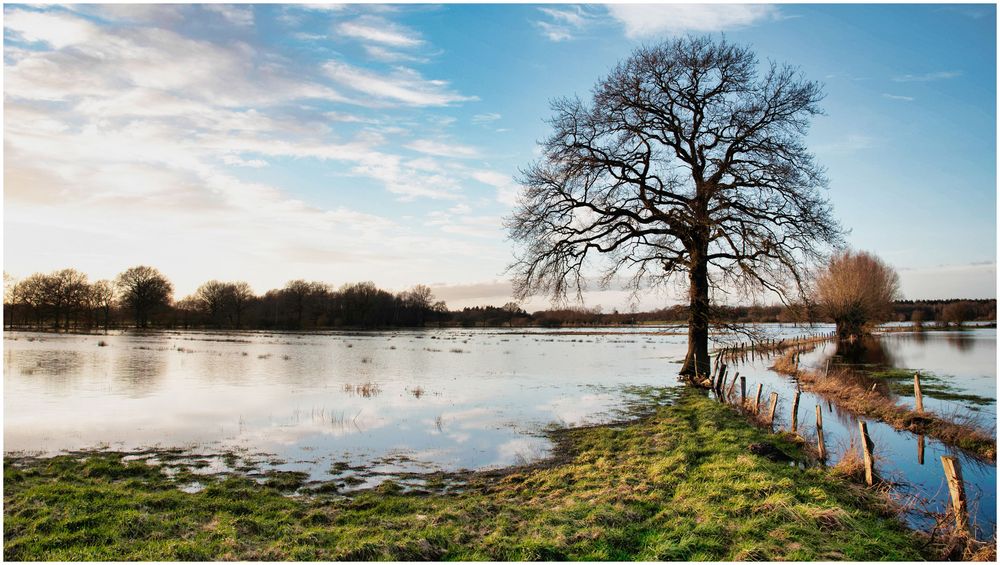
<box><xmin>4</xmin><ymin>3</ymin><xmax>996</xmax><ymax>308</ymax></box>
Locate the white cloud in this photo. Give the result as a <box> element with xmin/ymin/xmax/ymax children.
<box><xmin>607</xmin><ymin>4</ymin><xmax>779</xmax><ymax>38</ymax></box>
<box><xmin>5</xmin><ymin>9</ymin><xmax>98</xmax><ymax>48</ymax></box>
<box><xmin>882</xmin><ymin>93</ymin><xmax>915</xmax><ymax>102</ymax></box>
<box><xmin>534</xmin><ymin>6</ymin><xmax>593</xmax><ymax>41</ymax></box>
<box><xmin>222</xmin><ymin>155</ymin><xmax>269</xmax><ymax>168</ymax></box>
<box><xmin>202</xmin><ymin>4</ymin><xmax>254</xmax><ymax>27</ymax></box>
<box><xmin>406</xmin><ymin>139</ymin><xmax>479</xmax><ymax>158</ymax></box>
<box><xmin>892</xmin><ymin>71</ymin><xmax>962</xmax><ymax>82</ymax></box>
<box><xmin>469</xmin><ymin>170</ymin><xmax>521</xmax><ymax>206</ymax></box>
<box><xmin>323</xmin><ymin>61</ymin><xmax>477</xmax><ymax>107</ymax></box>
<box><xmin>337</xmin><ymin>16</ymin><xmax>423</xmax><ymax>48</ymax></box>
<box><xmin>363</xmin><ymin>44</ymin><xmax>429</xmax><ymax>64</ymax></box>
<box><xmin>472</xmin><ymin>112</ymin><xmax>501</xmax><ymax>124</ymax></box>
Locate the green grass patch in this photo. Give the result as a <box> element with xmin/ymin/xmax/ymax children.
<box><xmin>4</xmin><ymin>390</ymin><xmax>928</xmax><ymax>561</ymax></box>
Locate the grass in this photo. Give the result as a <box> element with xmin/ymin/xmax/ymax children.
<box><xmin>4</xmin><ymin>390</ymin><xmax>933</xmax><ymax>561</ymax></box>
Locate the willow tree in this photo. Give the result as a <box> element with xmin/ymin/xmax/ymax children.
<box><xmin>506</xmin><ymin>37</ymin><xmax>841</xmax><ymax>381</ymax></box>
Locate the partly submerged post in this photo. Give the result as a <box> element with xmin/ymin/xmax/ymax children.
<box><xmin>790</xmin><ymin>390</ymin><xmax>801</xmax><ymax>433</ymax></box>
<box><xmin>767</xmin><ymin>392</ymin><xmax>779</xmax><ymax>429</ymax></box>
<box><xmin>940</xmin><ymin>456</ymin><xmax>969</xmax><ymax>535</ymax></box>
<box><xmin>859</xmin><ymin>421</ymin><xmax>875</xmax><ymax>486</ymax></box>
<box><xmin>914</xmin><ymin>372</ymin><xmax>924</xmax><ymax>413</ymax></box>
<box><xmin>740</xmin><ymin>376</ymin><xmax>747</xmax><ymax>404</ymax></box>
<box><xmin>816</xmin><ymin>405</ymin><xmax>827</xmax><ymax>461</ymax></box>
<box><xmin>754</xmin><ymin>383</ymin><xmax>763</xmax><ymax>413</ymax></box>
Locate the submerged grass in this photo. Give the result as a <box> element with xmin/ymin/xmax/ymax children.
<box><xmin>773</xmin><ymin>352</ymin><xmax>996</xmax><ymax>461</ymax></box>
<box><xmin>871</xmin><ymin>368</ymin><xmax>996</xmax><ymax>407</ymax></box>
<box><xmin>3</xmin><ymin>390</ymin><xmax>932</xmax><ymax>561</ymax></box>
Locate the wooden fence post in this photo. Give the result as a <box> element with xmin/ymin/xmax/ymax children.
<box><xmin>790</xmin><ymin>390</ymin><xmax>801</xmax><ymax>433</ymax></box>
<box><xmin>754</xmin><ymin>383</ymin><xmax>763</xmax><ymax>413</ymax></box>
<box><xmin>728</xmin><ymin>372</ymin><xmax>739</xmax><ymax>397</ymax></box>
<box><xmin>914</xmin><ymin>372</ymin><xmax>924</xmax><ymax>413</ymax></box>
<box><xmin>740</xmin><ymin>376</ymin><xmax>746</xmax><ymax>404</ymax></box>
<box><xmin>767</xmin><ymin>392</ymin><xmax>779</xmax><ymax>429</ymax></box>
<box><xmin>816</xmin><ymin>405</ymin><xmax>826</xmax><ymax>461</ymax></box>
<box><xmin>940</xmin><ymin>456</ymin><xmax>969</xmax><ymax>535</ymax></box>
<box><xmin>859</xmin><ymin>421</ymin><xmax>875</xmax><ymax>486</ymax></box>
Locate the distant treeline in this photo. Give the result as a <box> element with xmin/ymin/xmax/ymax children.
<box><xmin>2</xmin><ymin>267</ymin><xmax>995</xmax><ymax>331</ymax></box>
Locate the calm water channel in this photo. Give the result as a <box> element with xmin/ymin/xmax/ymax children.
<box><xmin>3</xmin><ymin>325</ymin><xmax>995</xmax><ymax>536</ymax></box>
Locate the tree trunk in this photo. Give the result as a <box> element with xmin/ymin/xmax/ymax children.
<box><xmin>680</xmin><ymin>252</ymin><xmax>711</xmax><ymax>382</ymax></box>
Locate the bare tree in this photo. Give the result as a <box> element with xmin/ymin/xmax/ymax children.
<box><xmin>194</xmin><ymin>280</ymin><xmax>230</xmax><ymax>327</ymax></box>
<box><xmin>116</xmin><ymin>266</ymin><xmax>173</xmax><ymax>328</ymax></box>
<box><xmin>227</xmin><ymin>281</ymin><xmax>255</xmax><ymax>329</ymax></box>
<box><xmin>941</xmin><ymin>301</ymin><xmax>977</xmax><ymax>327</ymax></box>
<box><xmin>814</xmin><ymin>250</ymin><xmax>900</xmax><ymax>339</ymax></box>
<box><xmin>506</xmin><ymin>36</ymin><xmax>841</xmax><ymax>381</ymax></box>
<box><xmin>90</xmin><ymin>280</ymin><xmax>116</xmax><ymax>333</ymax></box>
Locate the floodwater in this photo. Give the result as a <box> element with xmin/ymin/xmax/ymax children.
<box><xmin>3</xmin><ymin>325</ymin><xmax>996</xmax><ymax>536</ymax></box>
<box><xmin>729</xmin><ymin>328</ymin><xmax>996</xmax><ymax>538</ymax></box>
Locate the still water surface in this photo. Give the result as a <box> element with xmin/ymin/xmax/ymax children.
<box><xmin>4</xmin><ymin>325</ymin><xmax>995</xmax><ymax>535</ymax></box>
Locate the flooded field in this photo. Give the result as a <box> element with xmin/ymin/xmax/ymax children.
<box><xmin>4</xmin><ymin>325</ymin><xmax>996</xmax><ymax>535</ymax></box>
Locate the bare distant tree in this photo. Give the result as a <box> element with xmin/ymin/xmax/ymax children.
<box><xmin>941</xmin><ymin>301</ymin><xmax>977</xmax><ymax>327</ymax></box>
<box><xmin>194</xmin><ymin>280</ymin><xmax>230</xmax><ymax>327</ymax></box>
<box><xmin>227</xmin><ymin>281</ymin><xmax>255</xmax><ymax>329</ymax></box>
<box><xmin>90</xmin><ymin>279</ymin><xmax>117</xmax><ymax>333</ymax></box>
<box><xmin>814</xmin><ymin>250</ymin><xmax>900</xmax><ymax>339</ymax></box>
<box><xmin>116</xmin><ymin>266</ymin><xmax>173</xmax><ymax>328</ymax></box>
<box><xmin>506</xmin><ymin>36</ymin><xmax>841</xmax><ymax>381</ymax></box>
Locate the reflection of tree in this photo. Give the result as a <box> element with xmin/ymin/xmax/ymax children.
<box><xmin>113</xmin><ymin>350</ymin><xmax>167</xmax><ymax>398</ymax></box>
<box><xmin>834</xmin><ymin>336</ymin><xmax>894</xmax><ymax>367</ymax></box>
<box><xmin>946</xmin><ymin>333</ymin><xmax>975</xmax><ymax>352</ymax></box>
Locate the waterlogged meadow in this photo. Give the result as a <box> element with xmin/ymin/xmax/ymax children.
<box><xmin>4</xmin><ymin>325</ymin><xmax>996</xmax><ymax>536</ymax></box>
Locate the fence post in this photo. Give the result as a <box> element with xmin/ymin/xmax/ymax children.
<box><xmin>914</xmin><ymin>372</ymin><xmax>924</xmax><ymax>413</ymax></box>
<box><xmin>790</xmin><ymin>390</ymin><xmax>801</xmax><ymax>433</ymax></box>
<box><xmin>740</xmin><ymin>376</ymin><xmax>747</xmax><ymax>404</ymax></box>
<box><xmin>767</xmin><ymin>392</ymin><xmax>779</xmax><ymax>429</ymax></box>
<box><xmin>754</xmin><ymin>383</ymin><xmax>763</xmax><ymax>413</ymax></box>
<box><xmin>940</xmin><ymin>456</ymin><xmax>969</xmax><ymax>535</ymax></box>
<box><xmin>816</xmin><ymin>405</ymin><xmax>826</xmax><ymax>461</ymax></box>
<box><xmin>859</xmin><ymin>421</ymin><xmax>875</xmax><ymax>486</ymax></box>
<box><xmin>728</xmin><ymin>372</ymin><xmax>739</xmax><ymax>397</ymax></box>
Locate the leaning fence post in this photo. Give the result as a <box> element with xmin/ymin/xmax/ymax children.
<box><xmin>790</xmin><ymin>390</ymin><xmax>801</xmax><ymax>433</ymax></box>
<box><xmin>728</xmin><ymin>372</ymin><xmax>739</xmax><ymax>397</ymax></box>
<box><xmin>914</xmin><ymin>372</ymin><xmax>924</xmax><ymax>413</ymax></box>
<box><xmin>740</xmin><ymin>376</ymin><xmax>747</xmax><ymax>404</ymax></box>
<box><xmin>859</xmin><ymin>421</ymin><xmax>875</xmax><ymax>486</ymax></box>
<box><xmin>940</xmin><ymin>456</ymin><xmax>969</xmax><ymax>535</ymax></box>
<box><xmin>754</xmin><ymin>383</ymin><xmax>763</xmax><ymax>413</ymax></box>
<box><xmin>767</xmin><ymin>392</ymin><xmax>779</xmax><ymax>429</ymax></box>
<box><xmin>816</xmin><ymin>405</ymin><xmax>826</xmax><ymax>461</ymax></box>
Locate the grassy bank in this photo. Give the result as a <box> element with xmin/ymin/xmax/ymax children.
<box><xmin>772</xmin><ymin>351</ymin><xmax>996</xmax><ymax>461</ymax></box>
<box><xmin>5</xmin><ymin>390</ymin><xmax>932</xmax><ymax>561</ymax></box>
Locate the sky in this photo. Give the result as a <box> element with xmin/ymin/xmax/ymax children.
<box><xmin>3</xmin><ymin>3</ymin><xmax>997</xmax><ymax>310</ymax></box>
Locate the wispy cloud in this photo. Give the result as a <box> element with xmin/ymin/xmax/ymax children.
<box><xmin>892</xmin><ymin>70</ymin><xmax>962</xmax><ymax>82</ymax></box>
<box><xmin>406</xmin><ymin>139</ymin><xmax>479</xmax><ymax>159</ymax></box>
<box><xmin>337</xmin><ymin>16</ymin><xmax>423</xmax><ymax>48</ymax></box>
<box><xmin>814</xmin><ymin>134</ymin><xmax>877</xmax><ymax>155</ymax></box>
<box><xmin>323</xmin><ymin>61</ymin><xmax>476</xmax><ymax>107</ymax></box>
<box><xmin>202</xmin><ymin>4</ymin><xmax>254</xmax><ymax>27</ymax></box>
<box><xmin>472</xmin><ymin>112</ymin><xmax>501</xmax><ymax>125</ymax></box>
<box><xmin>534</xmin><ymin>6</ymin><xmax>593</xmax><ymax>42</ymax></box>
<box><xmin>882</xmin><ymin>93</ymin><xmax>915</xmax><ymax>102</ymax></box>
<box><xmin>606</xmin><ymin>4</ymin><xmax>779</xmax><ymax>38</ymax></box>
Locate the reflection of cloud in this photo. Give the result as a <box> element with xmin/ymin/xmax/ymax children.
<box><xmin>538</xmin><ymin>393</ymin><xmax>617</xmax><ymax>426</ymax></box>
<box><xmin>494</xmin><ymin>437</ymin><xmax>549</xmax><ymax>466</ymax></box>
